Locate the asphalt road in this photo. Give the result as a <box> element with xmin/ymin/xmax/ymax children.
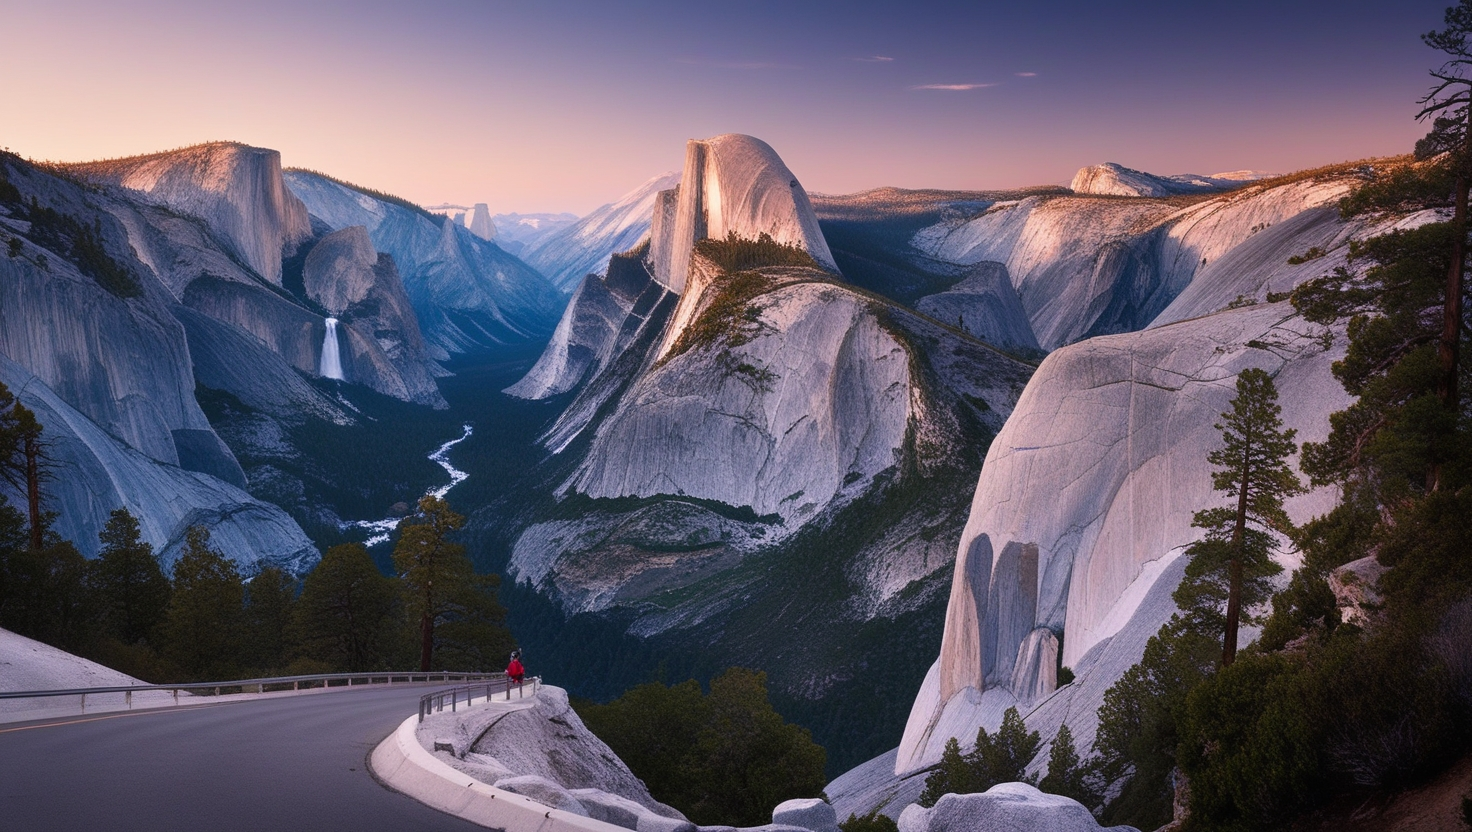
<box><xmin>0</xmin><ymin>685</ymin><xmax>487</xmax><ymax>831</ymax></box>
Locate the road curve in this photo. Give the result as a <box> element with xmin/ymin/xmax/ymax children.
<box><xmin>0</xmin><ymin>685</ymin><xmax>487</xmax><ymax>831</ymax></box>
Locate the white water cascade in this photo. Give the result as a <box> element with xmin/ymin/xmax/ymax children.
<box><xmin>319</xmin><ymin>317</ymin><xmax>345</xmax><ymax>381</ymax></box>
<box><xmin>351</xmin><ymin>424</ymin><xmax>473</xmax><ymax>546</ymax></box>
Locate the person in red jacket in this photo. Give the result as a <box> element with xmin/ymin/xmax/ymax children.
<box><xmin>506</xmin><ymin>650</ymin><xmax>525</xmax><ymax>685</ymax></box>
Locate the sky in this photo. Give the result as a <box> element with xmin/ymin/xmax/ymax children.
<box><xmin>0</xmin><ymin>0</ymin><xmax>1451</xmax><ymax>215</ymax></box>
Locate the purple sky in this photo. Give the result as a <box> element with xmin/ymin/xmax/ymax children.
<box><xmin>2</xmin><ymin>0</ymin><xmax>1445</xmax><ymax>214</ymax></box>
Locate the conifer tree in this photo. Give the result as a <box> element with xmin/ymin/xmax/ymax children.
<box><xmin>1038</xmin><ymin>724</ymin><xmax>1101</xmax><ymax>807</ymax></box>
<box><xmin>243</xmin><ymin>566</ymin><xmax>295</xmax><ymax>672</ymax></box>
<box><xmin>393</xmin><ymin>495</ymin><xmax>472</xmax><ymax>671</ymax></box>
<box><xmin>93</xmin><ymin>508</ymin><xmax>170</xmax><ymax>644</ymax></box>
<box><xmin>1418</xmin><ymin>0</ymin><xmax>1472</xmax><ymax>426</ymax></box>
<box><xmin>919</xmin><ymin>737</ymin><xmax>974</xmax><ymax>807</ymax></box>
<box><xmin>1190</xmin><ymin>369</ymin><xmax>1301</xmax><ymax>666</ymax></box>
<box><xmin>294</xmin><ymin>542</ymin><xmax>400</xmax><ymax>671</ymax></box>
<box><xmin>161</xmin><ymin>525</ymin><xmax>244</xmax><ymax>679</ymax></box>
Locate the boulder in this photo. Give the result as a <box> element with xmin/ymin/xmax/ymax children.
<box><xmin>1328</xmin><ymin>555</ymin><xmax>1387</xmax><ymax>626</ymax></box>
<box><xmin>572</xmin><ymin>790</ymin><xmax>696</xmax><ymax>832</ymax></box>
<box><xmin>772</xmin><ymin>798</ymin><xmax>838</xmax><ymax>832</ymax></box>
<box><xmin>897</xmin><ymin>783</ymin><xmax>1137</xmax><ymax>832</ymax></box>
<box><xmin>493</xmin><ymin>775</ymin><xmax>589</xmax><ymax>815</ymax></box>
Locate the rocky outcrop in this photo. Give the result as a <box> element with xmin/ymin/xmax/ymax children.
<box><xmin>910</xmin><ymin>174</ymin><xmax>1357</xmax><ymax>350</ymax></box>
<box><xmin>650</xmin><ymin>135</ymin><xmax>836</xmax><ymax>295</ymax></box>
<box><xmin>302</xmin><ymin>226</ymin><xmax>445</xmax><ymax>406</ymax></box>
<box><xmin>898</xmin><ymin>784</ymin><xmax>1137</xmax><ymax>832</ymax></box>
<box><xmin>523</xmin><ymin>173</ymin><xmax>681</xmax><ymax>292</ymax></box>
<box><xmin>914</xmin><ymin>262</ymin><xmax>1039</xmax><ymax>353</ymax></box>
<box><xmin>772</xmin><ymin>799</ymin><xmax>838</xmax><ymax>832</ymax></box>
<box><xmin>283</xmin><ymin>170</ymin><xmax>564</xmax><ymax>354</ymax></box>
<box><xmin>66</xmin><ymin>142</ymin><xmax>311</xmax><ymax>286</ymax></box>
<box><xmin>1070</xmin><ymin>162</ymin><xmax>1258</xmax><ymax>198</ymax></box>
<box><xmin>422</xmin><ymin>686</ymin><xmax>685</xmax><ymax>823</ymax></box>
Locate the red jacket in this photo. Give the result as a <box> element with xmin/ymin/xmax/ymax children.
<box><xmin>507</xmin><ymin>659</ymin><xmax>524</xmax><ymax>678</ymax></box>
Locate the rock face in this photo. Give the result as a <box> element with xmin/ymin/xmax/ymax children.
<box><xmin>522</xmin><ymin>173</ymin><xmax>681</xmax><ymax>291</ymax></box>
<box><xmin>895</xmin><ymin>302</ymin><xmax>1347</xmax><ymax>774</ymax></box>
<box><xmin>502</xmin><ymin>136</ymin><xmax>1035</xmax><ymax>773</ymax></box>
<box><xmin>504</xmin><ymin>250</ymin><xmax>664</xmax><ymax>401</ymax></box>
<box><xmin>886</xmin><ymin>169</ymin><xmax>1433</xmax><ymax>780</ymax></box>
<box><xmin>650</xmin><ymin>134</ymin><xmax>837</xmax><ymax>295</ymax></box>
<box><xmin>283</xmin><ymin>170</ymin><xmax>564</xmax><ymax>355</ymax></box>
<box><xmin>910</xmin><ymin>176</ymin><xmax>1355</xmax><ymax>350</ymax></box>
<box><xmin>1</xmin><ymin>355</ymin><xmax>317</xmax><ymax>571</ymax></box>
<box><xmin>301</xmin><ymin>226</ymin><xmax>444</xmax><ymax>406</ymax></box>
<box><xmin>66</xmin><ymin>142</ymin><xmax>311</xmax><ymax>286</ymax></box>
<box><xmin>898</xmin><ymin>784</ymin><xmax>1138</xmax><ymax>832</ymax></box>
<box><xmin>1070</xmin><ymin>162</ymin><xmax>1257</xmax><ymax>199</ymax></box>
<box><xmin>914</xmin><ymin>262</ymin><xmax>1040</xmax><ymax>353</ymax></box>
<box><xmin>0</xmin><ymin>152</ymin><xmax>317</xmax><ymax>572</ymax></box>
<box><xmin>568</xmin><ymin>277</ymin><xmax>910</xmax><ymax>522</ymax></box>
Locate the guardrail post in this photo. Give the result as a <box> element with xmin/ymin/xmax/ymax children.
<box><xmin>125</xmin><ymin>690</ymin><xmax>131</xmax><ymax>710</ymax></box>
<box><xmin>80</xmin><ymin>693</ymin><xmax>85</xmax><ymax>713</ymax></box>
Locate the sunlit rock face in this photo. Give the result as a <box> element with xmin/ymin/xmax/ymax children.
<box><xmin>301</xmin><ymin>226</ymin><xmax>445</xmax><ymax>406</ymax></box>
<box><xmin>650</xmin><ymin>134</ymin><xmax>836</xmax><ymax>296</ymax></box>
<box><xmin>522</xmin><ymin>172</ymin><xmax>681</xmax><ymax>292</ymax></box>
<box><xmin>504</xmin><ymin>134</ymin><xmax>1033</xmax><ymax>634</ymax></box>
<box><xmin>911</xmin><ymin>176</ymin><xmax>1353</xmax><ymax>350</ymax></box>
<box><xmin>66</xmin><ymin>142</ymin><xmax>311</xmax><ymax>286</ymax></box>
<box><xmin>571</xmin><ymin>277</ymin><xmax>911</xmax><ymax>524</ymax></box>
<box><xmin>895</xmin><ymin>302</ymin><xmax>1348</xmax><ymax>775</ymax></box>
<box><xmin>890</xmin><ymin>169</ymin><xmax>1436</xmax><ymax>778</ymax></box>
<box><xmin>283</xmin><ymin>170</ymin><xmax>565</xmax><ymax>356</ymax></box>
<box><xmin>1070</xmin><ymin>161</ymin><xmax>1266</xmax><ymax>198</ymax></box>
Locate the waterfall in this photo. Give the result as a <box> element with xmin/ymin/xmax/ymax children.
<box><xmin>320</xmin><ymin>317</ymin><xmax>344</xmax><ymax>380</ymax></box>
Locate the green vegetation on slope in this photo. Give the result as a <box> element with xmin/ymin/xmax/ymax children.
<box><xmin>576</xmin><ymin>667</ymin><xmax>827</xmax><ymax>826</ymax></box>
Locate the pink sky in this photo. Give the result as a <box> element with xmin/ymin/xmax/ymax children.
<box><xmin>4</xmin><ymin>0</ymin><xmax>1434</xmax><ymax>215</ymax></box>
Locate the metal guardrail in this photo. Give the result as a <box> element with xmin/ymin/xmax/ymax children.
<box><xmin>0</xmin><ymin>670</ymin><xmax>505</xmax><ymax>713</ymax></box>
<box><xmin>418</xmin><ymin>675</ymin><xmax>541</xmax><ymax>722</ymax></box>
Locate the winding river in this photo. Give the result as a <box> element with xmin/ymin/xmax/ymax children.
<box><xmin>352</xmin><ymin>423</ymin><xmax>473</xmax><ymax>546</ymax></box>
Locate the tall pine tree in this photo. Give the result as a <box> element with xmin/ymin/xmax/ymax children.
<box><xmin>93</xmin><ymin>507</ymin><xmax>170</xmax><ymax>645</ymax></box>
<box><xmin>1191</xmin><ymin>369</ymin><xmax>1301</xmax><ymax>666</ymax></box>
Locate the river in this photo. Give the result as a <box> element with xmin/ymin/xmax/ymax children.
<box><xmin>351</xmin><ymin>423</ymin><xmax>473</xmax><ymax>546</ymax></box>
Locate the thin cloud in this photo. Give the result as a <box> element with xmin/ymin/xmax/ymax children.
<box><xmin>911</xmin><ymin>83</ymin><xmax>999</xmax><ymax>91</ymax></box>
<box><xmin>855</xmin><ymin>56</ymin><xmax>895</xmax><ymax>63</ymax></box>
<box><xmin>672</xmin><ymin>58</ymin><xmax>800</xmax><ymax>70</ymax></box>
<box><xmin>1015</xmin><ymin>71</ymin><xmax>1038</xmax><ymax>77</ymax></box>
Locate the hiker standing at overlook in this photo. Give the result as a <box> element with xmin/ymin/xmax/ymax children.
<box><xmin>506</xmin><ymin>650</ymin><xmax>525</xmax><ymax>685</ymax></box>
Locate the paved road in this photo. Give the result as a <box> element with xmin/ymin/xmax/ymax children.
<box><xmin>0</xmin><ymin>685</ymin><xmax>486</xmax><ymax>831</ymax></box>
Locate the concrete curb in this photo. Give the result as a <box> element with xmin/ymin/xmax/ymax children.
<box><xmin>370</xmin><ymin>713</ymin><xmax>631</xmax><ymax>832</ymax></box>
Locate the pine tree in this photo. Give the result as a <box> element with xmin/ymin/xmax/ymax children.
<box><xmin>161</xmin><ymin>525</ymin><xmax>244</xmax><ymax>679</ymax></box>
<box><xmin>243</xmin><ymin>566</ymin><xmax>295</xmax><ymax>672</ymax></box>
<box><xmin>393</xmin><ymin>495</ymin><xmax>472</xmax><ymax>672</ymax></box>
<box><xmin>978</xmin><ymin>706</ymin><xmax>1041</xmax><ymax>786</ymax></box>
<box><xmin>1191</xmin><ymin>369</ymin><xmax>1301</xmax><ymax>666</ymax></box>
<box><xmin>1038</xmin><ymin>724</ymin><xmax>1101</xmax><ymax>808</ymax></box>
<box><xmin>92</xmin><ymin>507</ymin><xmax>170</xmax><ymax>644</ymax></box>
<box><xmin>0</xmin><ymin>388</ymin><xmax>49</xmax><ymax>551</ymax></box>
<box><xmin>919</xmin><ymin>737</ymin><xmax>974</xmax><ymax>807</ymax></box>
<box><xmin>294</xmin><ymin>542</ymin><xmax>401</xmax><ymax>671</ymax></box>
<box><xmin>1418</xmin><ymin>0</ymin><xmax>1472</xmax><ymax>435</ymax></box>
